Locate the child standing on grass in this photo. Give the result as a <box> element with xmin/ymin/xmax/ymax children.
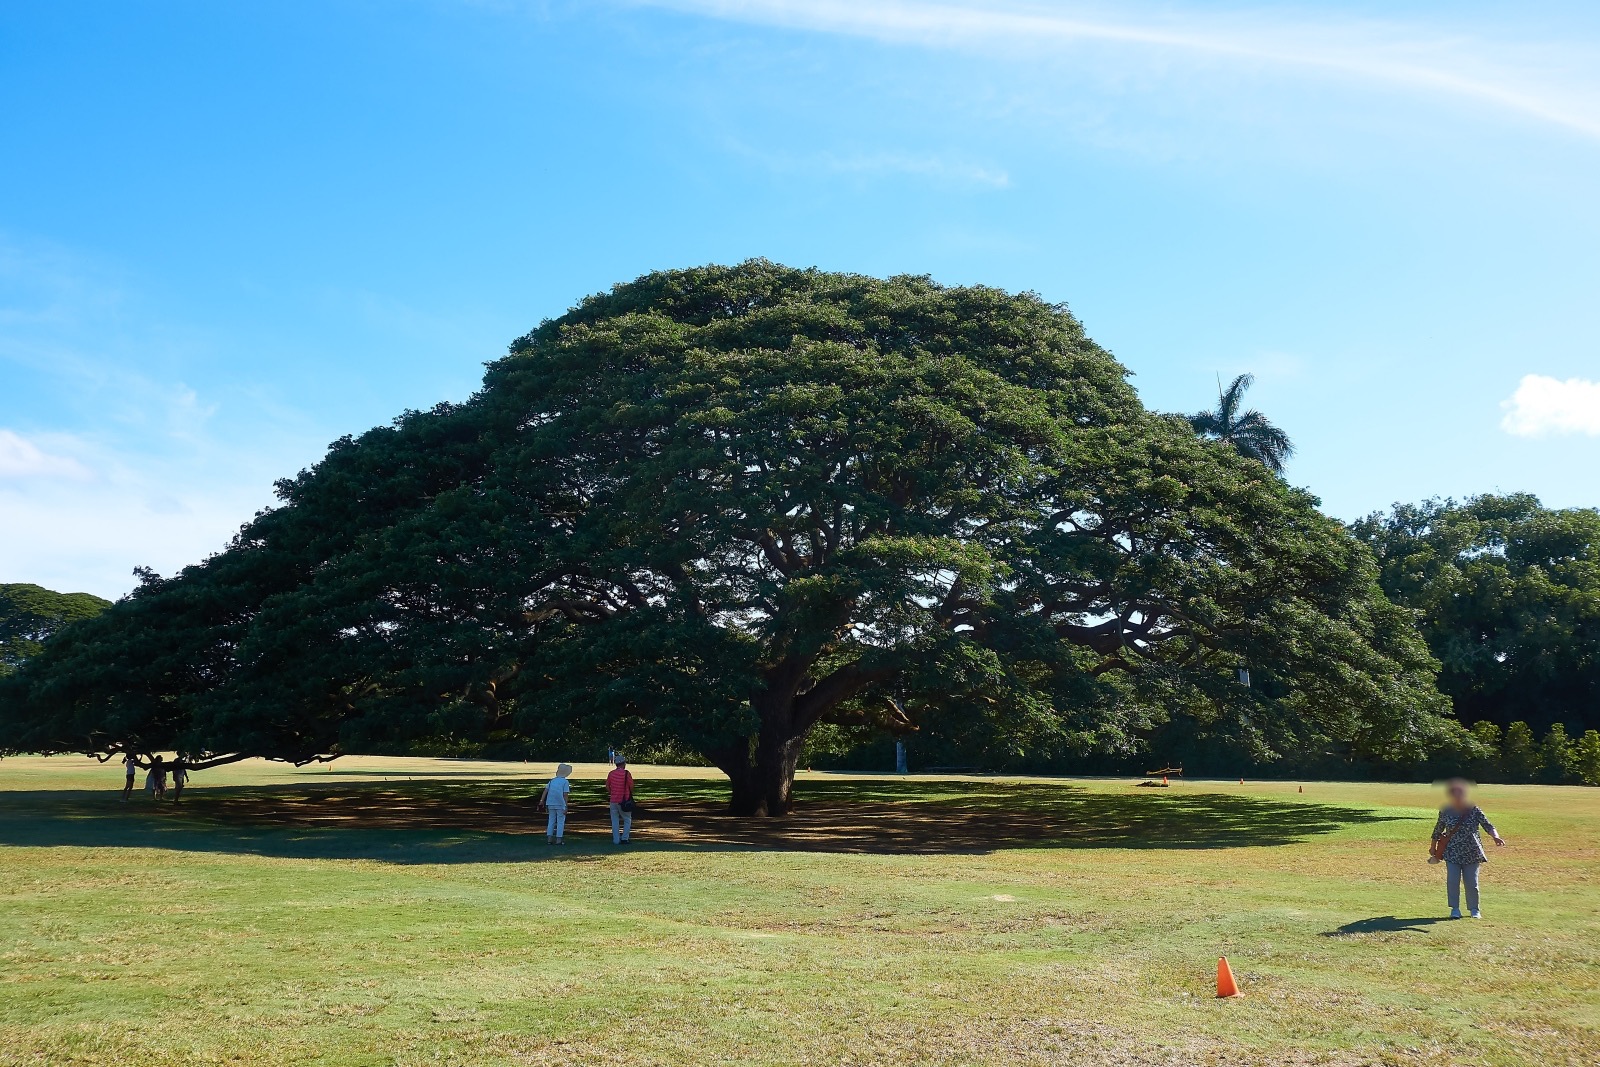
<box><xmin>539</xmin><ymin>763</ymin><xmax>573</xmax><ymax>844</ymax></box>
<box><xmin>1430</xmin><ymin>778</ymin><xmax>1506</xmax><ymax>919</ymax></box>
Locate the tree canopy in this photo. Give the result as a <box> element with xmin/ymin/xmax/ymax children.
<box><xmin>1352</xmin><ymin>494</ymin><xmax>1600</xmax><ymax>736</ymax></box>
<box><xmin>0</xmin><ymin>584</ymin><xmax>111</xmax><ymax>677</ymax></box>
<box><xmin>0</xmin><ymin>262</ymin><xmax>1449</xmax><ymax>812</ymax></box>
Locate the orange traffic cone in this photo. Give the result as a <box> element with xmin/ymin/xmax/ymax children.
<box><xmin>1298</xmin><ymin>785</ymin><xmax>1303</xmax><ymax>793</ymax></box>
<box><xmin>1216</xmin><ymin>957</ymin><xmax>1241</xmax><ymax>998</ymax></box>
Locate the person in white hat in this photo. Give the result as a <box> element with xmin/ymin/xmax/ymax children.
<box><xmin>539</xmin><ymin>763</ymin><xmax>574</xmax><ymax>844</ymax></box>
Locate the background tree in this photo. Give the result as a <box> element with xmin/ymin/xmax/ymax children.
<box><xmin>1</xmin><ymin>263</ymin><xmax>1449</xmax><ymax>812</ymax></box>
<box><xmin>1352</xmin><ymin>495</ymin><xmax>1600</xmax><ymax>736</ymax></box>
<box><xmin>1468</xmin><ymin>720</ymin><xmax>1503</xmax><ymax>782</ymax></box>
<box><xmin>1501</xmin><ymin>721</ymin><xmax>1540</xmax><ymax>782</ymax></box>
<box><xmin>0</xmin><ymin>584</ymin><xmax>111</xmax><ymax>677</ymax></box>
<box><xmin>1187</xmin><ymin>373</ymin><xmax>1295</xmax><ymax>474</ymax></box>
<box><xmin>1572</xmin><ymin>730</ymin><xmax>1600</xmax><ymax>786</ymax></box>
<box><xmin>1539</xmin><ymin>723</ymin><xmax>1575</xmax><ymax>784</ymax></box>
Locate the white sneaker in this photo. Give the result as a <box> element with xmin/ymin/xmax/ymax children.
<box><xmin>1470</xmin><ymin>911</ymin><xmax>1482</xmax><ymax>919</ymax></box>
<box><xmin>1449</xmin><ymin>908</ymin><xmax>1462</xmax><ymax>919</ymax></box>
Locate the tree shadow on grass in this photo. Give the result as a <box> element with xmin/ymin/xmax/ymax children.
<box><xmin>0</xmin><ymin>778</ymin><xmax>1413</xmax><ymax>865</ymax></box>
<box><xmin>295</xmin><ymin>769</ymin><xmax>535</xmax><ymax>778</ymax></box>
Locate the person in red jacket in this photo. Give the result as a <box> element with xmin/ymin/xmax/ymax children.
<box><xmin>606</xmin><ymin>759</ymin><xmax>634</xmax><ymax>844</ymax></box>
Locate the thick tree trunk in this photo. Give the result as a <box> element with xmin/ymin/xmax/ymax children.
<box><xmin>710</xmin><ymin>660</ymin><xmax>895</xmax><ymax>816</ymax></box>
<box><xmin>713</xmin><ymin>696</ymin><xmax>807</xmax><ymax>817</ymax></box>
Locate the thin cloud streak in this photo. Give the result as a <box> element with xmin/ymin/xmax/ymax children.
<box><xmin>0</xmin><ymin>430</ymin><xmax>91</xmax><ymax>481</ymax></box>
<box><xmin>721</xmin><ymin>138</ymin><xmax>1012</xmax><ymax>187</ymax></box>
<box><xmin>817</xmin><ymin>151</ymin><xmax>1011</xmax><ymax>187</ymax></box>
<box><xmin>642</xmin><ymin>0</ymin><xmax>1600</xmax><ymax>139</ymax></box>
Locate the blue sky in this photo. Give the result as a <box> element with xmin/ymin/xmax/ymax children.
<box><xmin>3</xmin><ymin>0</ymin><xmax>1599</xmax><ymax>598</ymax></box>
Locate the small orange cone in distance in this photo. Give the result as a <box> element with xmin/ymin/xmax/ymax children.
<box><xmin>1298</xmin><ymin>784</ymin><xmax>1303</xmax><ymax>793</ymax></box>
<box><xmin>1216</xmin><ymin>957</ymin><xmax>1241</xmax><ymax>998</ymax></box>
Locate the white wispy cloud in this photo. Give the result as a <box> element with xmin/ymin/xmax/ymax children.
<box><xmin>639</xmin><ymin>0</ymin><xmax>1600</xmax><ymax>139</ymax></box>
<box><xmin>0</xmin><ymin>430</ymin><xmax>92</xmax><ymax>481</ymax></box>
<box><xmin>0</xmin><ymin>237</ymin><xmax>322</xmax><ymax>598</ymax></box>
<box><xmin>1500</xmin><ymin>374</ymin><xmax>1600</xmax><ymax>437</ymax></box>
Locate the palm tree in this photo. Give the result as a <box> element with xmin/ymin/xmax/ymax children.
<box><xmin>1188</xmin><ymin>373</ymin><xmax>1294</xmax><ymax>474</ymax></box>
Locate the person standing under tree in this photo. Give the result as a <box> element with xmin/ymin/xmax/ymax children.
<box><xmin>171</xmin><ymin>760</ymin><xmax>189</xmax><ymax>803</ymax></box>
<box><xmin>146</xmin><ymin>755</ymin><xmax>167</xmax><ymax>800</ymax></box>
<box><xmin>122</xmin><ymin>751</ymin><xmax>138</xmax><ymax>802</ymax></box>
<box><xmin>539</xmin><ymin>763</ymin><xmax>573</xmax><ymax>844</ymax></box>
<box><xmin>1430</xmin><ymin>778</ymin><xmax>1506</xmax><ymax>919</ymax></box>
<box><xmin>606</xmin><ymin>759</ymin><xmax>634</xmax><ymax>845</ymax></box>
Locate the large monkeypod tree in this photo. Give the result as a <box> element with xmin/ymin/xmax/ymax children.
<box><xmin>0</xmin><ymin>262</ymin><xmax>1448</xmax><ymax>814</ymax></box>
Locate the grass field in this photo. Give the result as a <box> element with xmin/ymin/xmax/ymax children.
<box><xmin>1</xmin><ymin>757</ymin><xmax>1596</xmax><ymax>1066</ymax></box>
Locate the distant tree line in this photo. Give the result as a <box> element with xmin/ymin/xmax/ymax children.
<box><xmin>1352</xmin><ymin>494</ymin><xmax>1599</xmax><ymax>738</ymax></box>
<box><xmin>803</xmin><ymin>707</ymin><xmax>1600</xmax><ymax>786</ymax></box>
<box><xmin>1448</xmin><ymin>719</ymin><xmax>1600</xmax><ymax>786</ymax></box>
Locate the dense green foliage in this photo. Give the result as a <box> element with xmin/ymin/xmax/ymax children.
<box><xmin>0</xmin><ymin>584</ymin><xmax>110</xmax><ymax>676</ymax></box>
<box><xmin>1415</xmin><ymin>718</ymin><xmax>1600</xmax><ymax>786</ymax></box>
<box><xmin>1352</xmin><ymin>494</ymin><xmax>1600</xmax><ymax>736</ymax></box>
<box><xmin>0</xmin><ymin>263</ymin><xmax>1448</xmax><ymax>812</ymax></box>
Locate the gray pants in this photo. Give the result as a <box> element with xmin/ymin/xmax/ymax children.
<box><xmin>545</xmin><ymin>807</ymin><xmax>567</xmax><ymax>839</ymax></box>
<box><xmin>609</xmin><ymin>802</ymin><xmax>632</xmax><ymax>843</ymax></box>
<box><xmin>1447</xmin><ymin>860</ymin><xmax>1480</xmax><ymax>914</ymax></box>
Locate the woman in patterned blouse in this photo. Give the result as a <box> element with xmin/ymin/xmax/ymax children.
<box><xmin>1430</xmin><ymin>778</ymin><xmax>1506</xmax><ymax>919</ymax></box>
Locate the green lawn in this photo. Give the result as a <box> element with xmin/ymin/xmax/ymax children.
<box><xmin>1</xmin><ymin>757</ymin><xmax>1596</xmax><ymax>1066</ymax></box>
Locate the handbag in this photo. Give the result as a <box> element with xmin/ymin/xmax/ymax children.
<box><xmin>1428</xmin><ymin>810</ymin><xmax>1464</xmax><ymax>863</ymax></box>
